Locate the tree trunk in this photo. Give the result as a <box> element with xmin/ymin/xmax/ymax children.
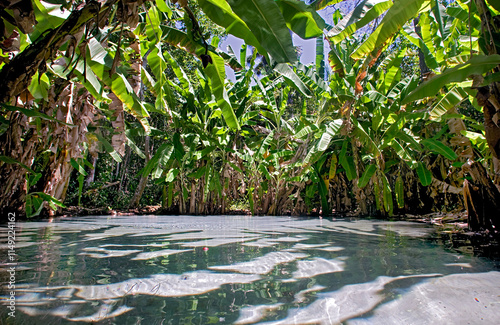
<box><xmin>199</xmin><ymin>176</ymin><xmax>205</xmax><ymax>214</ymax></box>
<box><xmin>0</xmin><ymin>113</ymin><xmax>31</xmax><ymax>216</ymax></box>
<box><xmin>467</xmin><ymin>85</ymin><xmax>500</xmax><ymax>229</ymax></box>
<box><xmin>189</xmin><ymin>181</ymin><xmax>196</xmax><ymax>214</ymax></box>
<box><xmin>463</xmin><ymin>161</ymin><xmax>500</xmax><ymax>231</ymax></box>
<box><xmin>85</xmin><ymin>155</ymin><xmax>98</xmax><ymax>187</ymax></box>
<box><xmin>118</xmin><ymin>147</ymin><xmax>131</xmax><ymax>192</ymax></box>
<box><xmin>129</xmin><ymin>135</ymin><xmax>150</xmax><ymax>208</ymax></box>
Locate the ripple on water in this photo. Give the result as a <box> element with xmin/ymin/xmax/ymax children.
<box><xmin>1</xmin><ymin>215</ymin><xmax>498</xmax><ymax>324</ymax></box>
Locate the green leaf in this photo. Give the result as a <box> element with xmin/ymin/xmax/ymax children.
<box><xmin>397</xmin><ymin>130</ymin><xmax>421</xmax><ymax>151</ymax></box>
<box><xmin>339</xmin><ymin>141</ymin><xmax>357</xmax><ymax>181</ymax></box>
<box><xmin>248</xmin><ymin>186</ymin><xmax>255</xmax><ymax>215</ymax></box>
<box><xmin>364</xmin><ymin>90</ymin><xmax>387</xmax><ymax>103</ymax></box>
<box><xmin>274</xmin><ymin>63</ymin><xmax>312</xmax><ymax>97</ymax></box>
<box><xmin>164</xmin><ymin>50</ymin><xmax>194</xmax><ymax>95</ymax></box>
<box><xmin>314</xmin><ymin>165</ymin><xmax>330</xmax><ymax>215</ymax></box>
<box><xmin>308</xmin><ymin>0</ymin><xmax>343</xmax><ymax>10</ymax></box>
<box><xmin>74</xmin><ymin>57</ymin><xmax>104</xmax><ymax>99</ymax></box>
<box><xmin>421</xmin><ymin>138</ymin><xmax>457</xmax><ymax>160</ymax></box>
<box><xmin>403</xmin><ymin>55</ymin><xmax>500</xmax><ymax>104</ymax></box>
<box><xmin>461</xmin><ymin>130</ymin><xmax>486</xmax><ymax>145</ymax></box>
<box><xmin>28</xmin><ymin>71</ymin><xmax>50</xmax><ymax>100</ymax></box>
<box><xmin>226</xmin><ymin>0</ymin><xmax>297</xmax><ymax>63</ymax></box>
<box><xmin>87</xmin><ymin>39</ymin><xmax>150</xmax><ymax>133</ymax></box>
<box><xmin>204</xmin><ymin>53</ymin><xmax>240</xmax><ymax>129</ymax></box>
<box><xmin>188</xmin><ymin>166</ymin><xmax>207</xmax><ymax>179</ymax></box>
<box><xmin>198</xmin><ymin>0</ymin><xmax>267</xmax><ymax>55</ymax></box>
<box><xmin>304</xmin><ymin>119</ymin><xmax>342</xmax><ymax>165</ymax></box>
<box><xmin>352</xmin><ymin>118</ymin><xmax>382</xmax><ymax>157</ymax></box>
<box><xmin>165</xmin><ymin>168</ymin><xmax>180</xmax><ymax>183</ymax></box>
<box><xmin>94</xmin><ymin>133</ymin><xmax>122</xmax><ymax>163</ymax></box>
<box><xmin>316</xmin><ymin>37</ymin><xmax>325</xmax><ymax>79</ymax></box>
<box><xmin>431</xmin><ymin>0</ymin><xmax>446</xmax><ymax>41</ymax></box>
<box><xmin>26</xmin><ymin>191</ymin><xmax>66</xmax><ymax>218</ymax></box>
<box><xmin>419</xmin><ymin>11</ymin><xmax>442</xmax><ymax>62</ymax></box>
<box><xmin>110</xmin><ymin>73</ymin><xmax>150</xmax><ymax>133</ymax></box>
<box><xmin>35</xmin><ymin>192</ymin><xmax>66</xmax><ymax>208</ymax></box>
<box><xmin>416</xmin><ymin>161</ymin><xmax>432</xmax><ymax>186</ymax></box>
<box><xmin>327</xmin><ymin>0</ymin><xmax>393</xmax><ymax>44</ymax></box>
<box><xmin>144</xmin><ymin>143</ymin><xmax>174</xmax><ymax>178</ymax></box>
<box><xmin>145</xmin><ymin>4</ymin><xmax>163</xmax><ymax>41</ymax></box>
<box><xmin>358</xmin><ymin>164</ymin><xmax>376</xmax><ymax>188</ymax></box>
<box><xmin>390</xmin><ymin>139</ymin><xmax>415</xmax><ymax>165</ymax></box>
<box><xmin>351</xmin><ymin>0</ymin><xmax>429</xmax><ymax>60</ymax></box>
<box><xmin>25</xmin><ymin>194</ymin><xmax>44</xmax><ymax>218</ymax></box>
<box><xmin>275</xmin><ymin>0</ymin><xmax>325</xmax><ymax>39</ymax></box>
<box><xmin>70</xmin><ymin>158</ymin><xmax>87</xmax><ymax>176</ymax></box>
<box><xmin>381</xmin><ymin>173</ymin><xmax>393</xmax><ymax>215</ymax></box>
<box><xmin>148</xmin><ymin>43</ymin><xmax>168</xmax><ymax>88</ymax></box>
<box><xmin>161</xmin><ymin>26</ymin><xmax>206</xmax><ymax>56</ymax></box>
<box><xmin>0</xmin><ymin>155</ymin><xmax>36</xmax><ymax>174</ymax></box>
<box><xmin>428</xmin><ymin>86</ymin><xmax>468</xmax><ymax>120</ymax></box>
<box><xmin>486</xmin><ymin>0</ymin><xmax>500</xmax><ymax>12</ymax></box>
<box><xmin>329</xmin><ymin>153</ymin><xmax>337</xmax><ymax>179</ymax></box>
<box><xmin>258</xmin><ymin>130</ymin><xmax>275</xmax><ymax>158</ymax></box>
<box><xmin>0</xmin><ymin>103</ymin><xmax>73</xmax><ymax>126</ymax></box>
<box><xmin>327</xmin><ymin>46</ymin><xmax>345</xmax><ymax>77</ymax></box>
<box><xmin>31</xmin><ymin>0</ymin><xmax>70</xmax><ymax>40</ymax></box>
<box><xmin>295</xmin><ymin>124</ymin><xmax>317</xmax><ymax>139</ymax></box>
<box><xmin>381</xmin><ymin>115</ymin><xmax>405</xmax><ymax>145</ymax></box>
<box><xmin>155</xmin><ymin>0</ymin><xmax>173</xmax><ymax>17</ymax></box>
<box><xmin>217</xmin><ymin>48</ymin><xmax>243</xmax><ymax>71</ymax></box>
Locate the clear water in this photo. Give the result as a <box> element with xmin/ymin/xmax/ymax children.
<box><xmin>1</xmin><ymin>215</ymin><xmax>499</xmax><ymax>324</ymax></box>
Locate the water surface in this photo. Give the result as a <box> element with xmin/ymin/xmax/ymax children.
<box><xmin>1</xmin><ymin>215</ymin><xmax>499</xmax><ymax>324</ymax></box>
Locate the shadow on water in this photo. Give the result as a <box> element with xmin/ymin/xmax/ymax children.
<box><xmin>1</xmin><ymin>215</ymin><xmax>499</xmax><ymax>324</ymax></box>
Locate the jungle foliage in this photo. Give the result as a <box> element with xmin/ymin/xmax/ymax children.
<box><xmin>1</xmin><ymin>0</ymin><xmax>499</xmax><ymax>231</ymax></box>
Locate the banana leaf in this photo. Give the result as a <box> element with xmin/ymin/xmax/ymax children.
<box><xmin>352</xmin><ymin>0</ymin><xmax>430</xmax><ymax>60</ymax></box>
<box><xmin>403</xmin><ymin>54</ymin><xmax>500</xmax><ymax>103</ymax></box>
<box><xmin>226</xmin><ymin>0</ymin><xmax>297</xmax><ymax>63</ymax></box>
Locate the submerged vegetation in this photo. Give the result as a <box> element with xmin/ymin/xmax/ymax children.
<box><xmin>0</xmin><ymin>0</ymin><xmax>499</xmax><ymax>232</ymax></box>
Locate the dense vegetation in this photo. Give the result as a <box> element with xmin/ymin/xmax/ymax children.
<box><xmin>1</xmin><ymin>0</ymin><xmax>499</xmax><ymax>231</ymax></box>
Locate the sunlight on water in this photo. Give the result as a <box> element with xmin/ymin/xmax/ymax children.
<box><xmin>1</xmin><ymin>215</ymin><xmax>499</xmax><ymax>324</ymax></box>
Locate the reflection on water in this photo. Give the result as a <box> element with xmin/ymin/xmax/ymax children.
<box><xmin>1</xmin><ymin>216</ymin><xmax>499</xmax><ymax>324</ymax></box>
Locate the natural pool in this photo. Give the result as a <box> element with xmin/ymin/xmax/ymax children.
<box><xmin>1</xmin><ymin>215</ymin><xmax>499</xmax><ymax>324</ymax></box>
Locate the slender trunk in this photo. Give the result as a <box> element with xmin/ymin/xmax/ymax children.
<box><xmin>199</xmin><ymin>176</ymin><xmax>205</xmax><ymax>214</ymax></box>
<box><xmin>118</xmin><ymin>146</ymin><xmax>131</xmax><ymax>192</ymax></box>
<box><xmin>189</xmin><ymin>180</ymin><xmax>196</xmax><ymax>214</ymax></box>
<box><xmin>127</xmin><ymin>44</ymin><xmax>149</xmax><ymax>209</ymax></box>
<box><xmin>162</xmin><ymin>185</ymin><xmax>167</xmax><ymax>208</ymax></box>
<box><xmin>178</xmin><ymin>180</ymin><xmax>186</xmax><ymax>214</ymax></box>
<box><xmin>85</xmin><ymin>155</ymin><xmax>98</xmax><ymax>187</ymax></box>
<box><xmin>221</xmin><ymin>186</ymin><xmax>226</xmax><ymax>215</ymax></box>
<box><xmin>129</xmin><ymin>136</ymin><xmax>150</xmax><ymax>208</ymax></box>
